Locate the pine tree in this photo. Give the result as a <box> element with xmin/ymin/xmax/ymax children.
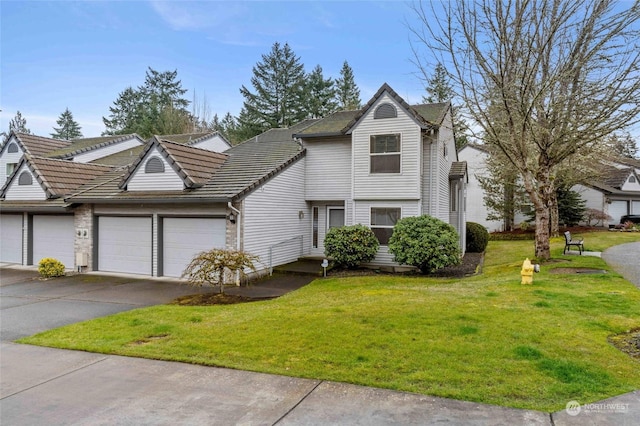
<box><xmin>238</xmin><ymin>42</ymin><xmax>307</xmax><ymax>138</ymax></box>
<box><xmin>9</xmin><ymin>111</ymin><xmax>30</xmax><ymax>134</ymax></box>
<box><xmin>51</xmin><ymin>108</ymin><xmax>83</xmax><ymax>140</ymax></box>
<box><xmin>422</xmin><ymin>63</ymin><xmax>468</xmax><ymax>150</ymax></box>
<box><xmin>304</xmin><ymin>65</ymin><xmax>337</xmax><ymax>119</ymax></box>
<box><xmin>102</xmin><ymin>67</ymin><xmax>191</xmax><ymax>138</ymax></box>
<box><xmin>335</xmin><ymin>61</ymin><xmax>361</xmax><ymax>111</ymax></box>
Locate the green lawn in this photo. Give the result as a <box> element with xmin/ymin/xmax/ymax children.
<box><xmin>19</xmin><ymin>231</ymin><xmax>640</xmax><ymax>412</ymax></box>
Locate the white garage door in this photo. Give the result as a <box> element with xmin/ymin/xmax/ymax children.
<box><xmin>98</xmin><ymin>216</ymin><xmax>152</xmax><ymax>275</ymax></box>
<box><xmin>633</xmin><ymin>201</ymin><xmax>640</xmax><ymax>215</ymax></box>
<box><xmin>33</xmin><ymin>215</ymin><xmax>75</xmax><ymax>268</ymax></box>
<box><xmin>0</xmin><ymin>214</ymin><xmax>23</xmax><ymax>264</ymax></box>
<box><xmin>609</xmin><ymin>201</ymin><xmax>628</xmax><ymax>224</ymax></box>
<box><xmin>162</xmin><ymin>217</ymin><xmax>226</xmax><ymax>278</ymax></box>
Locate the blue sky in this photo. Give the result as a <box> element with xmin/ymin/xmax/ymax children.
<box><xmin>1</xmin><ymin>1</ymin><xmax>429</xmax><ymax>137</ymax></box>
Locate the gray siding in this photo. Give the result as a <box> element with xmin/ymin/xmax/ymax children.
<box><xmin>243</xmin><ymin>159</ymin><xmax>310</xmax><ymax>273</ymax></box>
<box><xmin>3</xmin><ymin>166</ymin><xmax>47</xmax><ymax>200</ymax></box>
<box><xmin>304</xmin><ymin>136</ymin><xmax>351</xmax><ymax>200</ymax></box>
<box><xmin>127</xmin><ymin>147</ymin><xmax>183</xmax><ymax>191</ymax></box>
<box><xmin>352</xmin><ymin>94</ymin><xmax>421</xmax><ymax>200</ymax></box>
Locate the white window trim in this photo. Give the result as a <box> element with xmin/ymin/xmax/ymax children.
<box><xmin>326</xmin><ymin>206</ymin><xmax>345</xmax><ymax>230</ymax></box>
<box><xmin>369</xmin><ymin>206</ymin><xmax>402</xmax><ymax>245</ymax></box>
<box><xmin>369</xmin><ymin>133</ymin><xmax>402</xmax><ymax>175</ymax></box>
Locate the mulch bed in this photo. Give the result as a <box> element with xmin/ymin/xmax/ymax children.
<box><xmin>608</xmin><ymin>329</ymin><xmax>640</xmax><ymax>360</ymax></box>
<box><xmin>170</xmin><ymin>293</ymin><xmax>261</xmax><ymax>306</ymax></box>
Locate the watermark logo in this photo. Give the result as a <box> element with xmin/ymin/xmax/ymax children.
<box><xmin>565</xmin><ymin>400</ymin><xmax>629</xmax><ymax>416</ymax></box>
<box><xmin>566</xmin><ymin>400</ymin><xmax>581</xmax><ymax>416</ymax></box>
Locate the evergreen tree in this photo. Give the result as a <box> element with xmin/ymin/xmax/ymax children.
<box><xmin>9</xmin><ymin>111</ymin><xmax>30</xmax><ymax>134</ymax></box>
<box><xmin>238</xmin><ymin>42</ymin><xmax>307</xmax><ymax>139</ymax></box>
<box><xmin>304</xmin><ymin>65</ymin><xmax>337</xmax><ymax>119</ymax></box>
<box><xmin>422</xmin><ymin>63</ymin><xmax>468</xmax><ymax>150</ymax></box>
<box><xmin>51</xmin><ymin>108</ymin><xmax>83</xmax><ymax>140</ymax></box>
<box><xmin>335</xmin><ymin>61</ymin><xmax>361</xmax><ymax>110</ymax></box>
<box><xmin>102</xmin><ymin>67</ymin><xmax>191</xmax><ymax>138</ymax></box>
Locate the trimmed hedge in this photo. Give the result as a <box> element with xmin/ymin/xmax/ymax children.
<box><xmin>466</xmin><ymin>222</ymin><xmax>489</xmax><ymax>252</ymax></box>
<box><xmin>324</xmin><ymin>224</ymin><xmax>379</xmax><ymax>269</ymax></box>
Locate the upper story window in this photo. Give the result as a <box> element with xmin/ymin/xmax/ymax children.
<box><xmin>374</xmin><ymin>103</ymin><xmax>397</xmax><ymax>119</ymax></box>
<box><xmin>370</xmin><ymin>134</ymin><xmax>401</xmax><ymax>174</ymax></box>
<box><xmin>7</xmin><ymin>143</ymin><xmax>19</xmax><ymax>153</ymax></box>
<box><xmin>629</xmin><ymin>176</ymin><xmax>637</xmax><ymax>183</ymax></box>
<box><xmin>145</xmin><ymin>156</ymin><xmax>165</xmax><ymax>173</ymax></box>
<box><xmin>6</xmin><ymin>163</ymin><xmax>17</xmax><ymax>177</ymax></box>
<box><xmin>18</xmin><ymin>171</ymin><xmax>33</xmax><ymax>185</ymax></box>
<box><xmin>371</xmin><ymin>207</ymin><xmax>401</xmax><ymax>245</ymax></box>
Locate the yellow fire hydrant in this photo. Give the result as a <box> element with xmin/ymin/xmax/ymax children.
<box><xmin>521</xmin><ymin>258</ymin><xmax>534</xmax><ymax>285</ymax></box>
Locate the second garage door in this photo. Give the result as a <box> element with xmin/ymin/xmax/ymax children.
<box><xmin>609</xmin><ymin>201</ymin><xmax>628</xmax><ymax>224</ymax></box>
<box><xmin>98</xmin><ymin>216</ymin><xmax>152</xmax><ymax>275</ymax></box>
<box><xmin>162</xmin><ymin>217</ymin><xmax>226</xmax><ymax>278</ymax></box>
<box><xmin>0</xmin><ymin>214</ymin><xmax>23</xmax><ymax>264</ymax></box>
<box><xmin>33</xmin><ymin>215</ymin><xmax>75</xmax><ymax>268</ymax></box>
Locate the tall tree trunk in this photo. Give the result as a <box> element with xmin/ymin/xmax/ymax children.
<box><xmin>523</xmin><ymin>170</ymin><xmax>552</xmax><ymax>260</ymax></box>
<box><xmin>549</xmin><ymin>191</ymin><xmax>560</xmax><ymax>237</ymax></box>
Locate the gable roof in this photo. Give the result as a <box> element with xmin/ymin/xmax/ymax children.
<box><xmin>44</xmin><ymin>134</ymin><xmax>143</xmax><ymax>159</ymax></box>
<box><xmin>459</xmin><ymin>142</ymin><xmax>490</xmax><ymax>154</ymax></box>
<box><xmin>1</xmin><ymin>131</ymin><xmax>71</xmax><ymax>157</ymax></box>
<box><xmin>296</xmin><ymin>83</ymin><xmax>448</xmax><ymax>138</ymax></box>
<box><xmin>1</xmin><ymin>155</ymin><xmax>112</xmax><ymax>199</ymax></box>
<box><xmin>585</xmin><ymin>165</ymin><xmax>640</xmax><ymax>195</ymax></box>
<box><xmin>67</xmin><ymin>121</ymin><xmax>317</xmax><ymax>203</ymax></box>
<box><xmin>89</xmin><ymin>145</ymin><xmax>146</xmax><ymax>167</ymax></box>
<box><xmin>120</xmin><ymin>137</ymin><xmax>228</xmax><ymax>189</ymax></box>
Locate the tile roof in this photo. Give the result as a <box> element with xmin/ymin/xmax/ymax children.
<box><xmin>119</xmin><ymin>137</ymin><xmax>228</xmax><ymax>189</ymax></box>
<box><xmin>157</xmin><ymin>132</ymin><xmax>227</xmax><ymax>146</ymax></box>
<box><xmin>45</xmin><ymin>134</ymin><xmax>143</xmax><ymax>158</ymax></box>
<box><xmin>601</xmin><ymin>166</ymin><xmax>636</xmax><ymax>189</ymax></box>
<box><xmin>296</xmin><ymin>83</ymin><xmax>448</xmax><ymax>137</ymax></box>
<box><xmin>89</xmin><ymin>145</ymin><xmax>145</xmax><ymax>167</ymax></box>
<box><xmin>1</xmin><ymin>156</ymin><xmax>112</xmax><ymax>200</ymax></box>
<box><xmin>3</xmin><ymin>132</ymin><xmax>72</xmax><ymax>157</ymax></box>
<box><xmin>67</xmin><ymin>122</ymin><xmax>316</xmax><ymax>203</ymax></box>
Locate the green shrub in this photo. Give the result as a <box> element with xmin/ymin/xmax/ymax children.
<box><xmin>466</xmin><ymin>222</ymin><xmax>489</xmax><ymax>253</ymax></box>
<box><xmin>324</xmin><ymin>224</ymin><xmax>379</xmax><ymax>268</ymax></box>
<box><xmin>388</xmin><ymin>215</ymin><xmax>461</xmax><ymax>274</ymax></box>
<box><xmin>38</xmin><ymin>258</ymin><xmax>66</xmax><ymax>278</ymax></box>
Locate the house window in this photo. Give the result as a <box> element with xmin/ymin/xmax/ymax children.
<box><xmin>630</xmin><ymin>176</ymin><xmax>637</xmax><ymax>183</ymax></box>
<box><xmin>312</xmin><ymin>207</ymin><xmax>319</xmax><ymax>249</ymax></box>
<box><xmin>370</xmin><ymin>134</ymin><xmax>401</xmax><ymax>174</ymax></box>
<box><xmin>18</xmin><ymin>171</ymin><xmax>33</xmax><ymax>185</ymax></box>
<box><xmin>374</xmin><ymin>103</ymin><xmax>397</xmax><ymax>119</ymax></box>
<box><xmin>450</xmin><ymin>182</ymin><xmax>458</xmax><ymax>212</ymax></box>
<box><xmin>371</xmin><ymin>207</ymin><xmax>400</xmax><ymax>245</ymax></box>
<box><xmin>327</xmin><ymin>207</ymin><xmax>345</xmax><ymax>229</ymax></box>
<box><xmin>6</xmin><ymin>163</ymin><xmax>17</xmax><ymax>177</ymax></box>
<box><xmin>7</xmin><ymin>143</ymin><xmax>18</xmax><ymax>153</ymax></box>
<box><xmin>145</xmin><ymin>157</ymin><xmax>165</xmax><ymax>173</ymax></box>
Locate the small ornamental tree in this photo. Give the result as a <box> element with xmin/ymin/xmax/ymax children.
<box><xmin>182</xmin><ymin>249</ymin><xmax>258</xmax><ymax>294</ymax></box>
<box><xmin>324</xmin><ymin>224</ymin><xmax>379</xmax><ymax>269</ymax></box>
<box><xmin>388</xmin><ymin>215</ymin><xmax>461</xmax><ymax>274</ymax></box>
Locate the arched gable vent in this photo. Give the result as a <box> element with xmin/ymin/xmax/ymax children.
<box><xmin>145</xmin><ymin>156</ymin><xmax>165</xmax><ymax>173</ymax></box>
<box><xmin>7</xmin><ymin>143</ymin><xmax>19</xmax><ymax>153</ymax></box>
<box><xmin>18</xmin><ymin>171</ymin><xmax>33</xmax><ymax>185</ymax></box>
<box><xmin>374</xmin><ymin>103</ymin><xmax>397</xmax><ymax>119</ymax></box>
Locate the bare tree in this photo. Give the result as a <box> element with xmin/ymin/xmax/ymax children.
<box><xmin>410</xmin><ymin>0</ymin><xmax>640</xmax><ymax>259</ymax></box>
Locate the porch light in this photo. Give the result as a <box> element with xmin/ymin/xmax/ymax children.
<box><xmin>228</xmin><ymin>212</ymin><xmax>236</xmax><ymax>224</ymax></box>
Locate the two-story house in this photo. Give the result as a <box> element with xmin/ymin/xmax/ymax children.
<box><xmin>1</xmin><ymin>84</ymin><xmax>466</xmax><ymax>277</ymax></box>
<box><xmin>298</xmin><ymin>83</ymin><xmax>467</xmax><ymax>263</ymax></box>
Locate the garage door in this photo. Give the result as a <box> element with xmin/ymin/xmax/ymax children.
<box><xmin>633</xmin><ymin>201</ymin><xmax>640</xmax><ymax>215</ymax></box>
<box><xmin>98</xmin><ymin>216</ymin><xmax>152</xmax><ymax>275</ymax></box>
<box><xmin>0</xmin><ymin>214</ymin><xmax>23</xmax><ymax>263</ymax></box>
<box><xmin>162</xmin><ymin>217</ymin><xmax>226</xmax><ymax>278</ymax></box>
<box><xmin>33</xmin><ymin>215</ymin><xmax>75</xmax><ymax>268</ymax></box>
<box><xmin>608</xmin><ymin>201</ymin><xmax>628</xmax><ymax>224</ymax></box>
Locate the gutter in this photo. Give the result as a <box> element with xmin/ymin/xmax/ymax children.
<box><xmin>228</xmin><ymin>201</ymin><xmax>241</xmax><ymax>286</ymax></box>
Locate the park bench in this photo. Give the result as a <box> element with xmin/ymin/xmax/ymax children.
<box><xmin>563</xmin><ymin>231</ymin><xmax>584</xmax><ymax>255</ymax></box>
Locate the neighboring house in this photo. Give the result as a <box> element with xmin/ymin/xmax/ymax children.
<box><xmin>0</xmin><ymin>132</ymin><xmax>72</xmax><ymax>186</ymax></box>
<box><xmin>573</xmin><ymin>164</ymin><xmax>640</xmax><ymax>225</ymax></box>
<box><xmin>458</xmin><ymin>143</ymin><xmax>529</xmax><ymax>232</ymax></box>
<box><xmin>0</xmin><ymin>156</ymin><xmax>112</xmax><ymax>266</ymax></box>
<box><xmin>0</xmin><ymin>83</ymin><xmax>466</xmax><ymax>277</ymax></box>
<box><xmin>296</xmin><ymin>83</ymin><xmax>467</xmax><ymax>264</ymax></box>
<box><xmin>158</xmin><ymin>131</ymin><xmax>232</xmax><ymax>152</ymax></box>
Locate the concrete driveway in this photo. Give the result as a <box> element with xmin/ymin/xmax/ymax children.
<box><xmin>1</xmin><ymin>266</ymin><xmax>637</xmax><ymax>425</ymax></box>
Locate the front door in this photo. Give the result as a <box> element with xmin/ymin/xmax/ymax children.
<box><xmin>310</xmin><ymin>205</ymin><xmax>345</xmax><ymax>256</ymax></box>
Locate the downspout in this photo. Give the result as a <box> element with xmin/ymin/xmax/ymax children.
<box><xmin>228</xmin><ymin>202</ymin><xmax>241</xmax><ymax>286</ymax></box>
